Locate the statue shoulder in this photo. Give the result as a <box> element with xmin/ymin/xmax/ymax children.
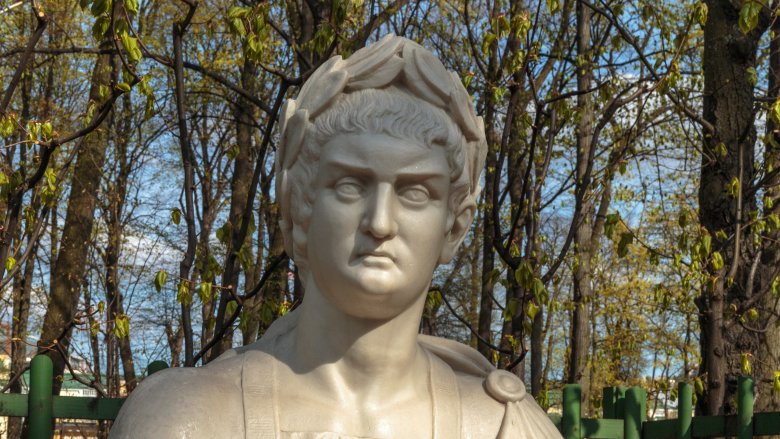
<box><xmin>110</xmin><ymin>357</ymin><xmax>245</xmax><ymax>439</ymax></box>
<box><xmin>418</xmin><ymin>335</ymin><xmax>562</xmax><ymax>438</ymax></box>
<box><xmin>457</xmin><ymin>369</ymin><xmax>562</xmax><ymax>438</ymax></box>
<box><xmin>456</xmin><ymin>371</ymin><xmax>504</xmax><ymax>438</ymax></box>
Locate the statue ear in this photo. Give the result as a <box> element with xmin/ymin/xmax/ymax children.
<box><xmin>438</xmin><ymin>198</ymin><xmax>476</xmax><ymax>264</ymax></box>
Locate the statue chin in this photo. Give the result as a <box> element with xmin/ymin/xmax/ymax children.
<box><xmin>108</xmin><ymin>34</ymin><xmax>562</xmax><ymax>439</ymax></box>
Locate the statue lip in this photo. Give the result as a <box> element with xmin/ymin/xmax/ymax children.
<box><xmin>356</xmin><ymin>249</ymin><xmax>395</xmax><ymax>263</ymax></box>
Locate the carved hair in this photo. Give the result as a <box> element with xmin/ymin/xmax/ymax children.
<box><xmin>276</xmin><ymin>34</ymin><xmax>487</xmax><ymax>270</ymax></box>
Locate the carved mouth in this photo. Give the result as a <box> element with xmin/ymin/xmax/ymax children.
<box><xmin>357</xmin><ymin>250</ymin><xmax>395</xmax><ymax>265</ymax></box>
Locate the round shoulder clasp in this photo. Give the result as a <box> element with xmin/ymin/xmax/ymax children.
<box><xmin>484</xmin><ymin>369</ymin><xmax>527</xmax><ymax>403</ymax></box>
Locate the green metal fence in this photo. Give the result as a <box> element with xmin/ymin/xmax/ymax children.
<box><xmin>558</xmin><ymin>377</ymin><xmax>780</xmax><ymax>438</ymax></box>
<box><xmin>0</xmin><ymin>355</ymin><xmax>169</xmax><ymax>438</ymax></box>
<box><xmin>4</xmin><ymin>355</ymin><xmax>780</xmax><ymax>438</ymax></box>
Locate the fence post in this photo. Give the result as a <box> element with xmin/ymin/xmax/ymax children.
<box><xmin>147</xmin><ymin>360</ymin><xmax>169</xmax><ymax>376</ymax></box>
<box><xmin>624</xmin><ymin>387</ymin><xmax>646</xmax><ymax>439</ymax></box>
<box><xmin>615</xmin><ymin>386</ymin><xmax>627</xmax><ymax>419</ymax></box>
<box><xmin>562</xmin><ymin>384</ymin><xmax>581</xmax><ymax>439</ymax></box>
<box><xmin>603</xmin><ymin>387</ymin><xmax>616</xmax><ymax>419</ymax></box>
<box><xmin>737</xmin><ymin>377</ymin><xmax>753</xmax><ymax>439</ymax></box>
<box><xmin>28</xmin><ymin>355</ymin><xmax>53</xmax><ymax>439</ymax></box>
<box><xmin>677</xmin><ymin>382</ymin><xmax>692</xmax><ymax>439</ymax></box>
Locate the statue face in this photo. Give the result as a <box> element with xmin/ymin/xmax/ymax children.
<box><xmin>305</xmin><ymin>132</ymin><xmax>453</xmax><ymax>319</ymax></box>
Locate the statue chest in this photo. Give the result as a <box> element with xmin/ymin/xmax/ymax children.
<box><xmin>241</xmin><ymin>349</ymin><xmax>461</xmax><ymax>439</ymax></box>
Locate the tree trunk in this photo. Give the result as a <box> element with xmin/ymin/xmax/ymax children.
<box><xmin>468</xmin><ymin>215</ymin><xmax>482</xmax><ymax>349</ymax></box>
<box><xmin>8</xmin><ymin>45</ymin><xmax>36</xmax><ymax>439</ymax></box>
<box><xmin>478</xmin><ymin>116</ymin><xmax>497</xmax><ymax>361</ymax></box>
<box><xmin>9</xmin><ymin>215</ymin><xmax>35</xmax><ymax>439</ymax></box>
<box><xmin>36</xmin><ymin>47</ymin><xmax>113</xmax><ymax>395</ymax></box>
<box><xmin>568</xmin><ymin>0</ymin><xmax>594</xmax><ymax>411</ymax></box>
<box><xmin>210</xmin><ymin>57</ymin><xmax>258</xmax><ymax>360</ymax></box>
<box><xmin>698</xmin><ymin>0</ymin><xmax>764</xmax><ymax>416</ymax></box>
<box><xmin>103</xmin><ymin>94</ymin><xmax>137</xmax><ymax>393</ymax></box>
<box><xmin>755</xmin><ymin>8</ymin><xmax>780</xmax><ymax>417</ymax></box>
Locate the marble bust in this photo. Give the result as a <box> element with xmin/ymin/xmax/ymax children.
<box><xmin>110</xmin><ymin>35</ymin><xmax>562</xmax><ymax>439</ymax></box>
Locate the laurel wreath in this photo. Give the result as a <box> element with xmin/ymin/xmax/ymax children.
<box><xmin>276</xmin><ymin>34</ymin><xmax>487</xmax><ymax>257</ymax></box>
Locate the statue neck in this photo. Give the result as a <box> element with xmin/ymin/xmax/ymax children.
<box><xmin>288</xmin><ymin>282</ymin><xmax>428</xmax><ymax>404</ymax></box>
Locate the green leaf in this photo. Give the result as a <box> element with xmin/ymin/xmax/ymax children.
<box><xmin>531</xmin><ymin>278</ymin><xmax>547</xmax><ymax>303</ymax></box>
<box><xmin>41</xmin><ymin>168</ymin><xmax>58</xmax><ymax>205</ymax></box>
<box><xmin>701</xmin><ymin>234</ymin><xmax>712</xmax><ymax>258</ymax></box>
<box><xmin>694</xmin><ymin>1</ymin><xmax>708</xmax><ymax>27</ymax></box>
<box><xmin>605</xmin><ymin>212</ymin><xmax>621</xmax><ymax>239</ymax></box>
<box><xmin>0</xmin><ymin>113</ymin><xmax>15</xmax><ymax>137</ymax></box>
<box><xmin>617</xmin><ymin>232</ymin><xmax>633</xmax><ymax>258</ymax></box>
<box><xmin>746</xmin><ymin>67</ymin><xmax>758</xmax><ymax>86</ymax></box>
<box><xmin>114</xmin><ymin>314</ymin><xmax>130</xmax><ymax>338</ymax></box>
<box><xmin>230</xmin><ymin>18</ymin><xmax>246</xmax><ymax>37</ymax></box>
<box><xmin>695</xmin><ymin>377</ymin><xmax>705</xmax><ymax>395</ymax></box>
<box><xmin>497</xmin><ymin>15</ymin><xmax>510</xmax><ymax>38</ymax></box>
<box><xmin>199</xmin><ymin>281</ymin><xmax>213</xmax><ymax>303</ymax></box>
<box><xmin>774</xmin><ymin>371</ymin><xmax>780</xmax><ymax>393</ymax></box>
<box><xmin>154</xmin><ymin>269</ymin><xmax>167</xmax><ymax>292</ymax></box>
<box><xmin>509</xmin><ymin>240</ymin><xmax>521</xmax><ymax>258</ymax></box>
<box><xmin>120</xmin><ymin>33</ymin><xmax>142</xmax><ymax>64</ymax></box>
<box><xmin>41</xmin><ymin>122</ymin><xmax>53</xmax><ymax>140</ymax></box>
<box><xmin>481</xmin><ymin>32</ymin><xmax>496</xmax><ymax>56</ymax></box>
<box><xmin>227</xmin><ymin>6</ymin><xmax>249</xmax><ymax>19</ymax></box>
<box><xmin>123</xmin><ymin>0</ymin><xmax>138</xmax><ymax>15</ymax></box>
<box><xmin>527</xmin><ymin>301</ymin><xmax>540</xmax><ymax>320</ymax></box>
<box><xmin>216</xmin><ymin>223</ymin><xmax>231</xmax><ymax>245</ymax></box>
<box><xmin>514</xmin><ymin>261</ymin><xmax>533</xmax><ymax>288</ymax></box>
<box><xmin>503</xmin><ymin>298</ymin><xmax>519</xmax><ymax>321</ymax></box>
<box><xmin>90</xmin><ymin>0</ymin><xmax>109</xmax><ymax>16</ymax></box>
<box><xmin>226</xmin><ymin>300</ymin><xmax>238</xmax><ymax>316</ymax></box>
<box><xmin>171</xmin><ymin>208</ymin><xmax>181</xmax><ymax>225</ymax></box>
<box><xmin>728</xmin><ymin>176</ymin><xmax>740</xmax><ymax>198</ymax></box>
<box><xmin>177</xmin><ymin>280</ymin><xmax>191</xmax><ymax>305</ymax></box>
<box><xmin>226</xmin><ymin>144</ymin><xmax>240</xmax><ymax>160</ymax></box>
<box><xmin>426</xmin><ymin>289</ymin><xmax>443</xmax><ymax>309</ymax></box>
<box><xmin>715</xmin><ymin>142</ymin><xmax>728</xmax><ymax>157</ymax></box>
<box><xmin>116</xmin><ymin>82</ymin><xmax>132</xmax><ymax>93</ymax></box>
<box><xmin>739</xmin><ymin>0</ymin><xmax>762</xmax><ymax>35</ymax></box>
<box><xmin>770</xmin><ymin>99</ymin><xmax>780</xmax><ymax>125</ymax></box>
<box><xmin>746</xmin><ymin>308</ymin><xmax>759</xmax><ymax>321</ymax></box>
<box><xmin>98</xmin><ymin>84</ymin><xmax>109</xmax><ymax>101</ymax></box>
<box><xmin>678</xmin><ymin>211</ymin><xmax>688</xmax><ymax>228</ymax></box>
<box><xmin>279</xmin><ymin>300</ymin><xmax>291</xmax><ymax>316</ymax></box>
<box><xmin>238</xmin><ymin>244</ymin><xmax>253</xmax><ymax>271</ymax></box>
<box><xmin>711</xmin><ymin>251</ymin><xmax>724</xmax><ymax>271</ymax></box>
<box><xmin>463</xmin><ymin>72</ymin><xmax>474</xmax><ymax>88</ymax></box>
<box><xmin>144</xmin><ymin>94</ymin><xmax>155</xmax><ymax>120</ymax></box>
<box><xmin>91</xmin><ymin>16</ymin><xmax>110</xmax><ymax>41</ymax></box>
<box><xmin>45</xmin><ymin>167</ymin><xmax>56</xmax><ymax>190</ymax></box>
<box><xmin>741</xmin><ymin>352</ymin><xmax>752</xmax><ymax>375</ymax></box>
<box><xmin>547</xmin><ymin>0</ymin><xmax>560</xmax><ymax>13</ymax></box>
<box><xmin>5</xmin><ymin>256</ymin><xmax>16</xmax><ymax>272</ymax></box>
<box><xmin>768</xmin><ymin>213</ymin><xmax>780</xmax><ymax>230</ymax></box>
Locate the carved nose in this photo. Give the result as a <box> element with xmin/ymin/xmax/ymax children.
<box><xmin>362</xmin><ymin>184</ymin><xmax>398</xmax><ymax>239</ymax></box>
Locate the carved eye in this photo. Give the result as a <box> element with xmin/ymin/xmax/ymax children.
<box><xmin>400</xmin><ymin>186</ymin><xmax>430</xmax><ymax>204</ymax></box>
<box><xmin>334</xmin><ymin>179</ymin><xmax>363</xmax><ymax>199</ymax></box>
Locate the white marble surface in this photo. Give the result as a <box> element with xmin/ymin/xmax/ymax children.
<box><xmin>110</xmin><ymin>34</ymin><xmax>562</xmax><ymax>439</ymax></box>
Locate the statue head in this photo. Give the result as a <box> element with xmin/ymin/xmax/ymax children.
<box><xmin>276</xmin><ymin>35</ymin><xmax>487</xmax><ymax>283</ymax></box>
